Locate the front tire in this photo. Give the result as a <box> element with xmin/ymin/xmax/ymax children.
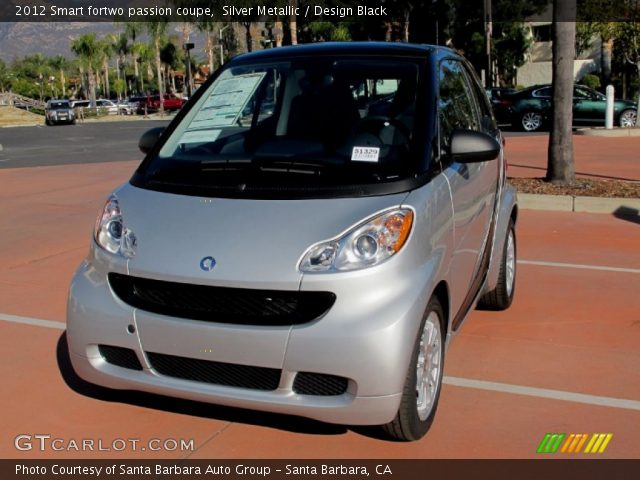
<box><xmin>619</xmin><ymin>109</ymin><xmax>637</xmax><ymax>128</ymax></box>
<box><xmin>383</xmin><ymin>297</ymin><xmax>445</xmax><ymax>441</ymax></box>
<box><xmin>479</xmin><ymin>219</ymin><xmax>516</xmax><ymax>310</ymax></box>
<box><xmin>520</xmin><ymin>111</ymin><xmax>543</xmax><ymax>132</ymax></box>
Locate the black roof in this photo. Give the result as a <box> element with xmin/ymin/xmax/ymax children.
<box><xmin>230</xmin><ymin>41</ymin><xmax>456</xmax><ymax>64</ymax></box>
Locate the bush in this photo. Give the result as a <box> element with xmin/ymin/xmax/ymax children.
<box><xmin>580</xmin><ymin>74</ymin><xmax>601</xmax><ymax>90</ymax></box>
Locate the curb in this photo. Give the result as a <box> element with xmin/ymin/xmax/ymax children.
<box><xmin>574</xmin><ymin>126</ymin><xmax>640</xmax><ymax>137</ymax></box>
<box><xmin>519</xmin><ymin>193</ymin><xmax>640</xmax><ymax>214</ymax></box>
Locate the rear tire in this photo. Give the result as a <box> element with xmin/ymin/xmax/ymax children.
<box><xmin>382</xmin><ymin>297</ymin><xmax>445</xmax><ymax>441</ymax></box>
<box><xmin>479</xmin><ymin>219</ymin><xmax>516</xmax><ymax>310</ymax></box>
<box><xmin>619</xmin><ymin>109</ymin><xmax>637</xmax><ymax>128</ymax></box>
<box><xmin>519</xmin><ymin>111</ymin><xmax>543</xmax><ymax>132</ymax></box>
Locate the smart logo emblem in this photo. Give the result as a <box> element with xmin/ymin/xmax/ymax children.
<box><xmin>199</xmin><ymin>256</ymin><xmax>216</xmax><ymax>271</ymax></box>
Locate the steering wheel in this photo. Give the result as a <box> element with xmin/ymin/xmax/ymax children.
<box><xmin>352</xmin><ymin>115</ymin><xmax>411</xmax><ymax>145</ymax></box>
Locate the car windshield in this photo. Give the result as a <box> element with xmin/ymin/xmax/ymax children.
<box><xmin>49</xmin><ymin>101</ymin><xmax>70</xmax><ymax>110</ymax></box>
<box><xmin>136</xmin><ymin>55</ymin><xmax>427</xmax><ymax>199</ymax></box>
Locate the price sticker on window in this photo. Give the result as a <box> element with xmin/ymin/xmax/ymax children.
<box><xmin>351</xmin><ymin>146</ymin><xmax>380</xmax><ymax>162</ymax></box>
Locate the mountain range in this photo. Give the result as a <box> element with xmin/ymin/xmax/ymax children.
<box><xmin>0</xmin><ymin>22</ymin><xmax>118</xmax><ymax>61</ymax></box>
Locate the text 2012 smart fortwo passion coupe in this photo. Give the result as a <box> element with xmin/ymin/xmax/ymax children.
<box><xmin>67</xmin><ymin>43</ymin><xmax>517</xmax><ymax>441</ymax></box>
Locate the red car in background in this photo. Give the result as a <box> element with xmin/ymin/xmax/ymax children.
<box><xmin>137</xmin><ymin>94</ymin><xmax>186</xmax><ymax>114</ymax></box>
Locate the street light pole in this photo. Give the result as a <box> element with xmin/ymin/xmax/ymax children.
<box><xmin>219</xmin><ymin>25</ymin><xmax>230</xmax><ymax>66</ymax></box>
<box><xmin>183</xmin><ymin>43</ymin><xmax>194</xmax><ymax>98</ymax></box>
<box><xmin>484</xmin><ymin>0</ymin><xmax>493</xmax><ymax>88</ymax></box>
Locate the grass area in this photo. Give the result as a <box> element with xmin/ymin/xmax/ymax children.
<box><xmin>0</xmin><ymin>106</ymin><xmax>43</xmax><ymax>127</ymax></box>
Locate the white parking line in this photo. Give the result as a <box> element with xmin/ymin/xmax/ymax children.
<box><xmin>519</xmin><ymin>259</ymin><xmax>640</xmax><ymax>274</ymax></box>
<box><xmin>1</xmin><ymin>311</ymin><xmax>639</xmax><ymax>412</ymax></box>
<box><xmin>444</xmin><ymin>376</ymin><xmax>640</xmax><ymax>411</ymax></box>
<box><xmin>0</xmin><ymin>312</ymin><xmax>65</xmax><ymax>330</ymax></box>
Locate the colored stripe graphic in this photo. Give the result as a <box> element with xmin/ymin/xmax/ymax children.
<box><xmin>584</xmin><ymin>434</ymin><xmax>613</xmax><ymax>454</ymax></box>
<box><xmin>537</xmin><ymin>433</ymin><xmax>565</xmax><ymax>453</ymax></box>
<box><xmin>538</xmin><ymin>433</ymin><xmax>612</xmax><ymax>454</ymax></box>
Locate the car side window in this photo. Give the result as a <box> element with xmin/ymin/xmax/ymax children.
<box><xmin>574</xmin><ymin>86</ymin><xmax>591</xmax><ymax>99</ymax></box>
<box><xmin>533</xmin><ymin>87</ymin><xmax>552</xmax><ymax>98</ymax></box>
<box><xmin>438</xmin><ymin>59</ymin><xmax>481</xmax><ymax>152</ymax></box>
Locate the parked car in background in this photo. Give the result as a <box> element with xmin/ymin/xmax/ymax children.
<box><xmin>485</xmin><ymin>87</ymin><xmax>516</xmax><ymax>125</ymax></box>
<box><xmin>71</xmin><ymin>99</ymin><xmax>90</xmax><ymax>110</ymax></box>
<box><xmin>126</xmin><ymin>96</ymin><xmax>146</xmax><ymax>114</ymax></box>
<box><xmin>95</xmin><ymin>99</ymin><xmax>119</xmax><ymax>115</ymax></box>
<box><xmin>503</xmin><ymin>84</ymin><xmax>638</xmax><ymax>132</ymax></box>
<box><xmin>67</xmin><ymin>42</ymin><xmax>518</xmax><ymax>442</ymax></box>
<box><xmin>45</xmin><ymin>99</ymin><xmax>75</xmax><ymax>125</ymax></box>
<box><xmin>137</xmin><ymin>94</ymin><xmax>186</xmax><ymax>113</ymax></box>
<box><xmin>116</xmin><ymin>100</ymin><xmax>134</xmax><ymax>115</ymax></box>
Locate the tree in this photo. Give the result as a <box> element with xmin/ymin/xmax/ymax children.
<box><xmin>0</xmin><ymin>59</ymin><xmax>11</xmax><ymax>93</ymax></box>
<box><xmin>160</xmin><ymin>38</ymin><xmax>183</xmax><ymax>93</ymax></box>
<box><xmin>99</xmin><ymin>38</ymin><xmax>113</xmax><ymax>98</ymax></box>
<box><xmin>49</xmin><ymin>56</ymin><xmax>69</xmax><ymax>98</ymax></box>
<box><xmin>70</xmin><ymin>34</ymin><xmax>102</xmax><ymax>105</ymax></box>
<box><xmin>616</xmin><ymin>21</ymin><xmax>640</xmax><ymax>122</ymax></box>
<box><xmin>289</xmin><ymin>0</ymin><xmax>298</xmax><ymax>45</ymax></box>
<box><xmin>124</xmin><ymin>23</ymin><xmax>144</xmax><ymax>94</ymax></box>
<box><xmin>196</xmin><ymin>21</ymin><xmax>218</xmax><ymax>75</ymax></box>
<box><xmin>547</xmin><ymin>0</ymin><xmax>576</xmax><ymax>184</ymax></box>
<box><xmin>111</xmin><ymin>32</ymin><xmax>130</xmax><ymax>98</ymax></box>
<box><xmin>145</xmin><ymin>21</ymin><xmax>168</xmax><ymax>113</ymax></box>
<box><xmin>575</xmin><ymin>22</ymin><xmax>617</xmax><ymax>87</ymax></box>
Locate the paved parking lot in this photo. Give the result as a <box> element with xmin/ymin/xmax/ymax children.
<box><xmin>0</xmin><ymin>134</ymin><xmax>639</xmax><ymax>459</ymax></box>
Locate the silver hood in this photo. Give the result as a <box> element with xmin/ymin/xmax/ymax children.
<box><xmin>116</xmin><ymin>183</ymin><xmax>408</xmax><ymax>290</ymax></box>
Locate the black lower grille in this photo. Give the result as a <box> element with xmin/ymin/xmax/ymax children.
<box><xmin>146</xmin><ymin>352</ymin><xmax>281</xmax><ymax>391</ymax></box>
<box><xmin>293</xmin><ymin>372</ymin><xmax>349</xmax><ymax>396</ymax></box>
<box><xmin>99</xmin><ymin>345</ymin><xmax>143</xmax><ymax>371</ymax></box>
<box><xmin>109</xmin><ymin>273</ymin><xmax>335</xmax><ymax>326</ymax></box>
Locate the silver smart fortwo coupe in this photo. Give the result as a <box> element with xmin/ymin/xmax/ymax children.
<box><xmin>67</xmin><ymin>43</ymin><xmax>517</xmax><ymax>441</ymax></box>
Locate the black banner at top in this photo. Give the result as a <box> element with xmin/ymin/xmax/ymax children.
<box><xmin>2</xmin><ymin>1</ymin><xmax>640</xmax><ymax>23</ymax></box>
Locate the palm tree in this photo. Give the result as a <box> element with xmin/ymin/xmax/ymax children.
<box><xmin>99</xmin><ymin>38</ymin><xmax>113</xmax><ymax>99</ymax></box>
<box><xmin>145</xmin><ymin>21</ymin><xmax>168</xmax><ymax>113</ymax></box>
<box><xmin>49</xmin><ymin>55</ymin><xmax>69</xmax><ymax>97</ymax></box>
<box><xmin>160</xmin><ymin>38</ymin><xmax>182</xmax><ymax>94</ymax></box>
<box><xmin>124</xmin><ymin>23</ymin><xmax>144</xmax><ymax>94</ymax></box>
<box><xmin>131</xmin><ymin>42</ymin><xmax>147</xmax><ymax>94</ymax></box>
<box><xmin>196</xmin><ymin>21</ymin><xmax>218</xmax><ymax>76</ymax></box>
<box><xmin>547</xmin><ymin>0</ymin><xmax>576</xmax><ymax>184</ymax></box>
<box><xmin>289</xmin><ymin>0</ymin><xmax>298</xmax><ymax>45</ymax></box>
<box><xmin>111</xmin><ymin>32</ymin><xmax>130</xmax><ymax>98</ymax></box>
<box><xmin>70</xmin><ymin>33</ymin><xmax>102</xmax><ymax>105</ymax></box>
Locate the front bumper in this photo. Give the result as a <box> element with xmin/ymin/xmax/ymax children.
<box><xmin>66</xmin><ymin>251</ymin><xmax>431</xmax><ymax>425</ymax></box>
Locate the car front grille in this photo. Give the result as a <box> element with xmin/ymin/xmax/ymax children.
<box><xmin>98</xmin><ymin>345</ymin><xmax>143</xmax><ymax>371</ymax></box>
<box><xmin>293</xmin><ymin>372</ymin><xmax>349</xmax><ymax>396</ymax></box>
<box><xmin>108</xmin><ymin>273</ymin><xmax>335</xmax><ymax>326</ymax></box>
<box><xmin>146</xmin><ymin>352</ymin><xmax>281</xmax><ymax>391</ymax></box>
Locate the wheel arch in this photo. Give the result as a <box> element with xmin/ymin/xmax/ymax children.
<box><xmin>431</xmin><ymin>280</ymin><xmax>450</xmax><ymax>338</ymax></box>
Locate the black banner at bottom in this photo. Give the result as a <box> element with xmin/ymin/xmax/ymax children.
<box><xmin>4</xmin><ymin>459</ymin><xmax>640</xmax><ymax>480</ymax></box>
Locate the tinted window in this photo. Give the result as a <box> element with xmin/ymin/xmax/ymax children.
<box><xmin>136</xmin><ymin>56</ymin><xmax>426</xmax><ymax>199</ymax></box>
<box><xmin>532</xmin><ymin>87</ymin><xmax>552</xmax><ymax>98</ymax></box>
<box><xmin>438</xmin><ymin>59</ymin><xmax>481</xmax><ymax>148</ymax></box>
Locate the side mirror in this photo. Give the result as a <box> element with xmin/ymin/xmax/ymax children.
<box><xmin>450</xmin><ymin>129</ymin><xmax>500</xmax><ymax>163</ymax></box>
<box><xmin>138</xmin><ymin>127</ymin><xmax>165</xmax><ymax>155</ymax></box>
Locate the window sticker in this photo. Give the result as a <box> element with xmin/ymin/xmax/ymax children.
<box><xmin>351</xmin><ymin>146</ymin><xmax>380</xmax><ymax>162</ymax></box>
<box><xmin>178</xmin><ymin>129</ymin><xmax>222</xmax><ymax>145</ymax></box>
<box><xmin>189</xmin><ymin>72</ymin><xmax>266</xmax><ymax>129</ymax></box>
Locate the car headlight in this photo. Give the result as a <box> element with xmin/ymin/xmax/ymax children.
<box><xmin>300</xmin><ymin>208</ymin><xmax>413</xmax><ymax>273</ymax></box>
<box><xmin>94</xmin><ymin>194</ymin><xmax>137</xmax><ymax>258</ymax></box>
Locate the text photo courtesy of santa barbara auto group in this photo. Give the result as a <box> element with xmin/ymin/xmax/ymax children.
<box><xmin>0</xmin><ymin>1</ymin><xmax>639</xmax><ymax>479</ymax></box>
